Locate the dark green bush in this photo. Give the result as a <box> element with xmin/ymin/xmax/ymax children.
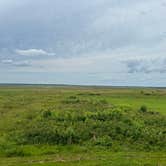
<box><xmin>4</xmin><ymin>147</ymin><xmax>26</xmax><ymax>157</ymax></box>
<box><xmin>94</xmin><ymin>136</ymin><xmax>112</xmax><ymax>147</ymax></box>
<box><xmin>42</xmin><ymin>110</ymin><xmax>52</xmax><ymax>118</ymax></box>
<box><xmin>62</xmin><ymin>97</ymin><xmax>80</xmax><ymax>104</ymax></box>
<box><xmin>139</xmin><ymin>105</ymin><xmax>147</xmax><ymax>113</ymax></box>
<box><xmin>0</xmin><ymin>144</ymin><xmax>29</xmax><ymax>157</ymax></box>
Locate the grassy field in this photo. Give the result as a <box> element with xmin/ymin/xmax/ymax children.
<box><xmin>0</xmin><ymin>85</ymin><xmax>166</xmax><ymax>165</ymax></box>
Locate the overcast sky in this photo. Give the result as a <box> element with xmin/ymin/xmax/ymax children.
<box><xmin>0</xmin><ymin>0</ymin><xmax>166</xmax><ymax>86</ymax></box>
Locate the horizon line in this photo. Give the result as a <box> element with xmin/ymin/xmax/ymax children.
<box><xmin>0</xmin><ymin>83</ymin><xmax>165</xmax><ymax>89</ymax></box>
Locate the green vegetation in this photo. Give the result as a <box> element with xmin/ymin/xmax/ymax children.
<box><xmin>0</xmin><ymin>86</ymin><xmax>166</xmax><ymax>165</ymax></box>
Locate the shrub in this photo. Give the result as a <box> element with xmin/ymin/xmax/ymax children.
<box><xmin>4</xmin><ymin>147</ymin><xmax>26</xmax><ymax>157</ymax></box>
<box><xmin>139</xmin><ymin>105</ymin><xmax>147</xmax><ymax>113</ymax></box>
<box><xmin>62</xmin><ymin>97</ymin><xmax>80</xmax><ymax>104</ymax></box>
<box><xmin>68</xmin><ymin>96</ymin><xmax>77</xmax><ymax>99</ymax></box>
<box><xmin>42</xmin><ymin>110</ymin><xmax>52</xmax><ymax>118</ymax></box>
<box><xmin>64</xmin><ymin>127</ymin><xmax>78</xmax><ymax>145</ymax></box>
<box><xmin>94</xmin><ymin>136</ymin><xmax>112</xmax><ymax>147</ymax></box>
<box><xmin>0</xmin><ymin>144</ymin><xmax>29</xmax><ymax>157</ymax></box>
<box><xmin>6</xmin><ymin>100</ymin><xmax>166</xmax><ymax>151</ymax></box>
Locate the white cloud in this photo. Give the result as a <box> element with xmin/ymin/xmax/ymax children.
<box><xmin>1</xmin><ymin>59</ymin><xmax>31</xmax><ymax>67</ymax></box>
<box><xmin>15</xmin><ymin>49</ymin><xmax>55</xmax><ymax>56</ymax></box>
<box><xmin>13</xmin><ymin>61</ymin><xmax>31</xmax><ymax>67</ymax></box>
<box><xmin>1</xmin><ymin>59</ymin><xmax>13</xmax><ymax>64</ymax></box>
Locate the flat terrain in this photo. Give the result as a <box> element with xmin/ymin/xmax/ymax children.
<box><xmin>0</xmin><ymin>85</ymin><xmax>166</xmax><ymax>165</ymax></box>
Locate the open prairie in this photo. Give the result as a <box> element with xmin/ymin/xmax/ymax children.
<box><xmin>0</xmin><ymin>85</ymin><xmax>166</xmax><ymax>165</ymax></box>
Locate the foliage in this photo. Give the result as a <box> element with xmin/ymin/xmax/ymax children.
<box><xmin>139</xmin><ymin>105</ymin><xmax>147</xmax><ymax>113</ymax></box>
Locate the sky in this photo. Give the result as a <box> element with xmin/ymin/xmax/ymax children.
<box><xmin>0</xmin><ymin>0</ymin><xmax>166</xmax><ymax>86</ymax></box>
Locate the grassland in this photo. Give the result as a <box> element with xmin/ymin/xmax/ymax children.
<box><xmin>0</xmin><ymin>85</ymin><xmax>166</xmax><ymax>165</ymax></box>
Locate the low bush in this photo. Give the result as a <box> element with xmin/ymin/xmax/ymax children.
<box><xmin>139</xmin><ymin>105</ymin><xmax>147</xmax><ymax>113</ymax></box>
<box><xmin>42</xmin><ymin>110</ymin><xmax>52</xmax><ymax>118</ymax></box>
<box><xmin>93</xmin><ymin>136</ymin><xmax>112</xmax><ymax>147</ymax></box>
<box><xmin>4</xmin><ymin>102</ymin><xmax>166</xmax><ymax>151</ymax></box>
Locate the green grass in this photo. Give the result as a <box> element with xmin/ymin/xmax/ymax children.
<box><xmin>0</xmin><ymin>150</ymin><xmax>166</xmax><ymax>166</ymax></box>
<box><xmin>0</xmin><ymin>85</ymin><xmax>166</xmax><ymax>165</ymax></box>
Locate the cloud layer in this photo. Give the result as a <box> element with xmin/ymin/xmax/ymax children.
<box><xmin>0</xmin><ymin>0</ymin><xmax>166</xmax><ymax>86</ymax></box>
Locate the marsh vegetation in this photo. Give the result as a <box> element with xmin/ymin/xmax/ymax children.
<box><xmin>0</xmin><ymin>86</ymin><xmax>166</xmax><ymax>165</ymax></box>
